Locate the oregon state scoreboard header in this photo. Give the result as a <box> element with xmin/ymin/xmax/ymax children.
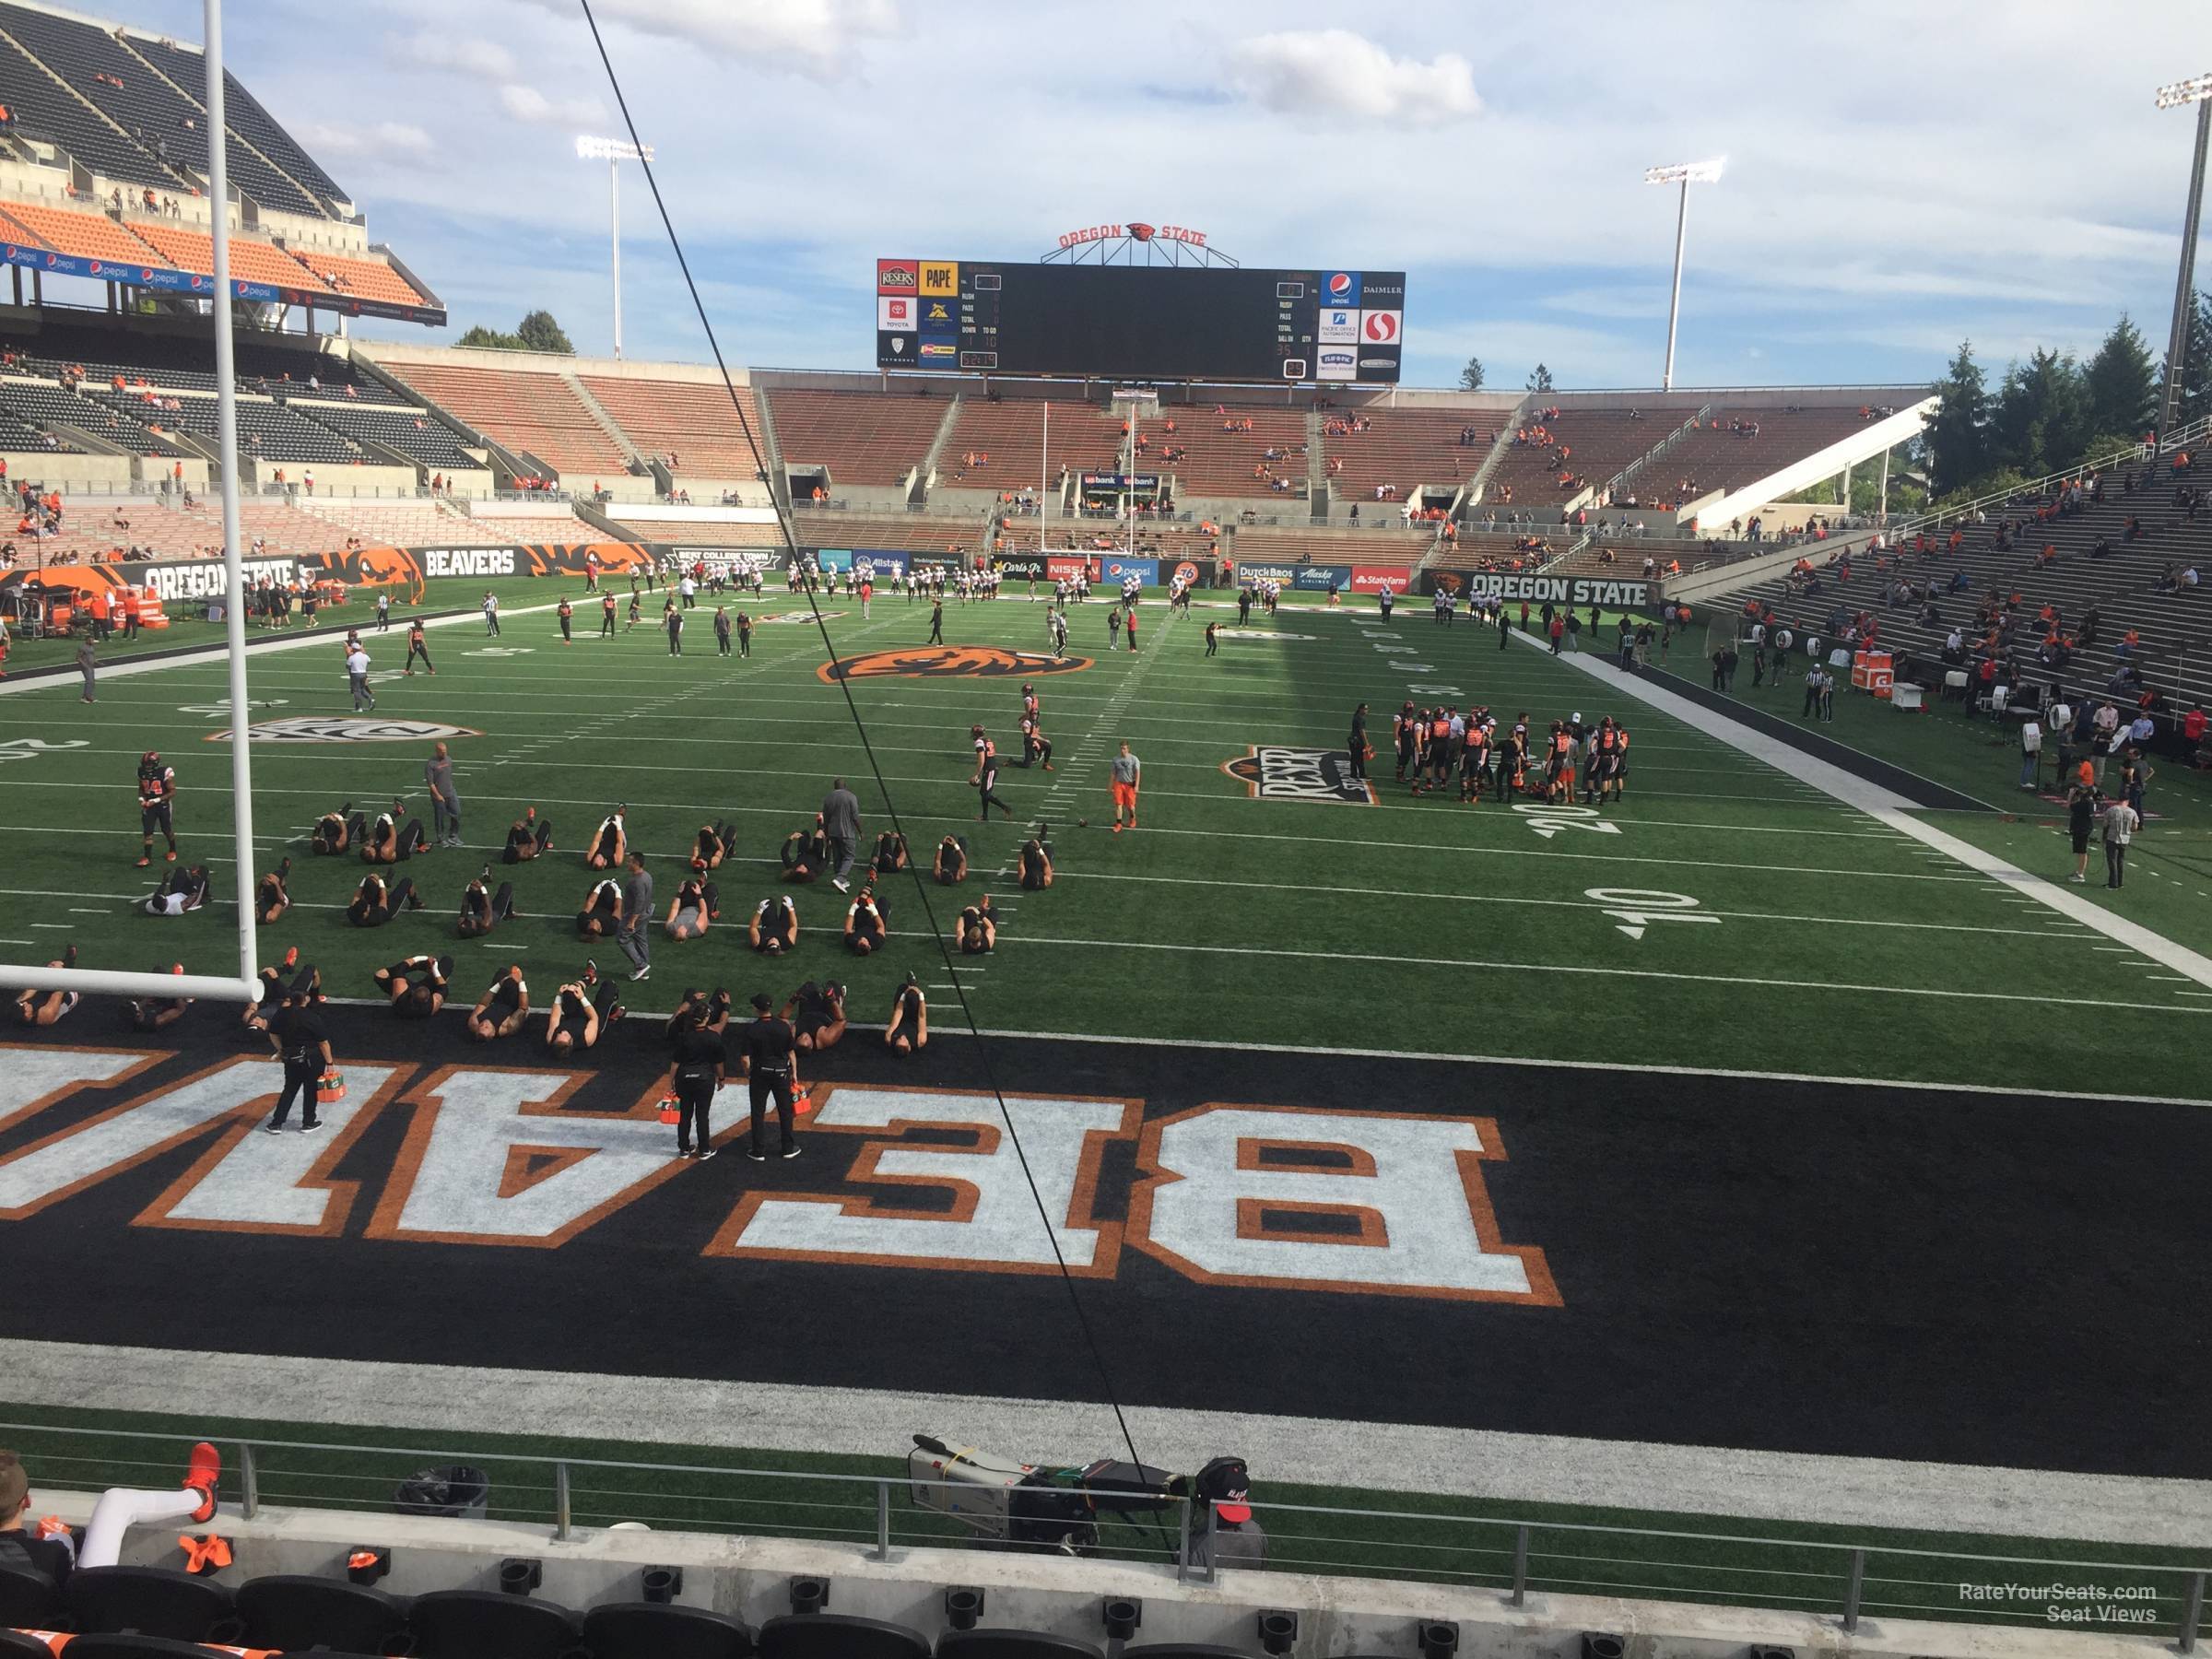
<box><xmin>876</xmin><ymin>259</ymin><xmax>1406</xmax><ymax>384</ymax></box>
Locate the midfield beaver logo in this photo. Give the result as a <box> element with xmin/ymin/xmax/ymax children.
<box><xmin>312</xmin><ymin>546</ymin><xmax>423</xmax><ymax>588</ymax></box>
<box><xmin>818</xmin><ymin>647</ymin><xmax>1092</xmax><ymax>683</ymax></box>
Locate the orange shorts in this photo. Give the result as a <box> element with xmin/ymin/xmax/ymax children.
<box><xmin>1111</xmin><ymin>782</ymin><xmax>1138</xmax><ymax>810</ymax></box>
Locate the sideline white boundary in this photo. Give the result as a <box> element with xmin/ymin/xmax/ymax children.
<box><xmin>0</xmin><ymin>1339</ymin><xmax>2202</xmax><ymax>1547</ymax></box>
<box><xmin>1519</xmin><ymin>633</ymin><xmax>2212</xmax><ymax>992</ymax></box>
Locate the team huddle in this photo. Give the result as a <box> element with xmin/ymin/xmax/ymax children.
<box><xmin>1367</xmin><ymin>700</ymin><xmax>1631</xmax><ymax>806</ymax></box>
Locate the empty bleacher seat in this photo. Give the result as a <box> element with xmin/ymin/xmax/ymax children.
<box><xmin>0</xmin><ymin>1562</ymin><xmax>58</xmax><ymax>1626</ymax></box>
<box><xmin>64</xmin><ymin>1567</ymin><xmax>235</xmax><ymax>1641</ymax></box>
<box><xmin>46</xmin><ymin>1637</ymin><xmax>241</xmax><ymax>1658</ymax></box>
<box><xmin>0</xmin><ymin>1631</ymin><xmax>55</xmax><ymax>1656</ymax></box>
<box><xmin>406</xmin><ymin>1587</ymin><xmax>582</xmax><ymax>1659</ymax></box>
<box><xmin>234</xmin><ymin>1572</ymin><xmax>409</xmax><ymax>1653</ymax></box>
<box><xmin>582</xmin><ymin>1600</ymin><xmax>755</xmax><ymax>1659</ymax></box>
<box><xmin>759</xmin><ymin>1611</ymin><xmax>931</xmax><ymax>1659</ymax></box>
<box><xmin>938</xmin><ymin>1629</ymin><xmax>1107</xmax><ymax>1659</ymax></box>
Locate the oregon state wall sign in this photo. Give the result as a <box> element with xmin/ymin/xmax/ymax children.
<box><xmin>819</xmin><ymin>647</ymin><xmax>1092</xmax><ymax>683</ymax></box>
<box><xmin>1224</xmin><ymin>746</ymin><xmax>1377</xmax><ymax>805</ymax></box>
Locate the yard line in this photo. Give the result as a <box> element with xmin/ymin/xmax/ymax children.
<box><xmin>993</xmin><ymin>934</ymin><xmax>2206</xmax><ymax>1016</ymax></box>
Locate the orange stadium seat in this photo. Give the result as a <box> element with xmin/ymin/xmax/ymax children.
<box><xmin>371</xmin><ymin>360</ymin><xmax>631</xmax><ymax>477</ymax></box>
<box><xmin>579</xmin><ymin>375</ymin><xmax>765</xmax><ymax>479</ymax></box>
<box><xmin>763</xmin><ymin>388</ymin><xmax>951</xmax><ymax>486</ymax></box>
<box><xmin>0</xmin><ymin>201</ymin><xmax>162</xmax><ymax>265</ymax></box>
<box><xmin>125</xmin><ymin>218</ymin><xmax>336</xmax><ymax>295</ymax></box>
<box><xmin>287</xmin><ymin>248</ymin><xmax>427</xmax><ymax>309</ymax></box>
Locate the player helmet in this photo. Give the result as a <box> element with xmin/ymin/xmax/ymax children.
<box><xmin>143</xmin><ymin>750</ymin><xmax>159</xmax><ymax>763</ymax></box>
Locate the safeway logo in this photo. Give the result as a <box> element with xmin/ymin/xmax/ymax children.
<box><xmin>1362</xmin><ymin>310</ymin><xmax>1402</xmax><ymax>344</ymax></box>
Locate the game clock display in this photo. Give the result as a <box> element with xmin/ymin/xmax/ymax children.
<box><xmin>876</xmin><ymin>259</ymin><xmax>1405</xmax><ymax>384</ymax></box>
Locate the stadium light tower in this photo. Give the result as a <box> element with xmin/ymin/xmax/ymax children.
<box><xmin>2155</xmin><ymin>75</ymin><xmax>2212</xmax><ymax>440</ymax></box>
<box><xmin>576</xmin><ymin>135</ymin><xmax>654</xmax><ymax>359</ymax></box>
<box><xmin>1643</xmin><ymin>158</ymin><xmax>1724</xmax><ymax>391</ymax></box>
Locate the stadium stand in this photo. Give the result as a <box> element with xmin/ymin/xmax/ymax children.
<box><xmin>1321</xmin><ymin>408</ymin><xmax>1497</xmax><ymax>501</ymax></box>
<box><xmin>6</xmin><ymin>494</ymin><xmax>344</xmax><ymax>562</ymax></box>
<box><xmin>0</xmin><ymin>376</ymin><xmax>154</xmax><ymax>452</ymax></box>
<box><xmin>291</xmin><ymin>398</ymin><xmax>479</xmax><ymax>471</ymax></box>
<box><xmin>1234</xmin><ymin>526</ymin><xmax>1431</xmax><ymax>568</ymax></box>
<box><xmin>1645</xmin><ymin>406</ymin><xmax>1892</xmax><ymax>507</ymax></box>
<box><xmin>287</xmin><ymin>246</ymin><xmax>429</xmax><ymax>310</ymax></box>
<box><xmin>1135</xmin><ymin>403</ymin><xmax>1307</xmax><ymax>500</ymax></box>
<box><xmin>796</xmin><ymin>512</ymin><xmax>988</xmax><ymax>554</ymax></box>
<box><xmin>1717</xmin><ymin>455</ymin><xmax>2212</xmax><ymax>713</ymax></box>
<box><xmin>1483</xmin><ymin>407</ymin><xmax>1673</xmax><ymax>510</ymax></box>
<box><xmin>937</xmin><ymin>396</ymin><xmax>1112</xmax><ymax>493</ymax></box>
<box><xmin>0</xmin><ymin>0</ymin><xmax>332</xmax><ymax>218</ymax></box>
<box><xmin>290</xmin><ymin>500</ymin><xmax>590</xmax><ymax>547</ymax></box>
<box><xmin>124</xmin><ymin>218</ymin><xmax>335</xmax><ymax>297</ymax></box>
<box><xmin>371</xmin><ymin>359</ymin><xmax>632</xmax><ymax>478</ymax></box>
<box><xmin>764</xmin><ymin>388</ymin><xmax>950</xmax><ymax>486</ymax></box>
<box><xmin>0</xmin><ymin>199</ymin><xmax>161</xmax><ymax>265</ymax></box>
<box><xmin>1424</xmin><ymin>530</ymin><xmax>1564</xmax><ymax>573</ymax></box>
<box><xmin>124</xmin><ymin>30</ymin><xmax>348</xmax><ymax>209</ymax></box>
<box><xmin>609</xmin><ymin>515</ymin><xmax>785</xmax><ymax>547</ymax></box>
<box><xmin>578</xmin><ymin>374</ymin><xmax>765</xmax><ymax>480</ymax></box>
<box><xmin>0</xmin><ymin>22</ymin><xmax>188</xmax><ymax>194</ymax></box>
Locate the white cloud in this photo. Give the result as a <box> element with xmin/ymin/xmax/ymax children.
<box><xmin>300</xmin><ymin>120</ymin><xmax>435</xmax><ymax>159</ymax></box>
<box><xmin>1226</xmin><ymin>29</ymin><xmax>1478</xmax><ymax>124</ymax></box>
<box><xmin>386</xmin><ymin>33</ymin><xmax>517</xmax><ymax>81</ymax></box>
<box><xmin>518</xmin><ymin>0</ymin><xmax>899</xmax><ymax>77</ymax></box>
<box><xmin>498</xmin><ymin>84</ymin><xmax>610</xmax><ymax>128</ymax></box>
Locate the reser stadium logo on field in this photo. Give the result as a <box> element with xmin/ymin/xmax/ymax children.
<box><xmin>208</xmin><ymin>718</ymin><xmax>484</xmax><ymax>744</ymax></box>
<box><xmin>1223</xmin><ymin>746</ymin><xmax>1375</xmax><ymax>805</ymax></box>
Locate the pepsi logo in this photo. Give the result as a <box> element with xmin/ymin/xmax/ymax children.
<box><xmin>1363</xmin><ymin>312</ymin><xmax>1400</xmax><ymax>343</ymax></box>
<box><xmin>1327</xmin><ymin>272</ymin><xmax>1354</xmax><ymax>299</ymax></box>
<box><xmin>141</xmin><ymin>268</ymin><xmax>155</xmax><ymax>281</ymax></box>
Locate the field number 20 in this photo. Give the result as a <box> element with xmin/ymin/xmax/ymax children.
<box><xmin>1582</xmin><ymin>888</ymin><xmax>1717</xmax><ymax>941</ymax></box>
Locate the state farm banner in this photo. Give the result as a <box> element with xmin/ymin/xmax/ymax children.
<box><xmin>1442</xmin><ymin>572</ymin><xmax>1652</xmax><ymax>608</ymax></box>
<box><xmin>1349</xmin><ymin>564</ymin><xmax>1414</xmax><ymax>594</ymax></box>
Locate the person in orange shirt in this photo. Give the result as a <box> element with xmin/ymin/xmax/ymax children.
<box><xmin>87</xmin><ymin>585</ymin><xmax>112</xmax><ymax>641</ymax></box>
<box><xmin>120</xmin><ymin>585</ymin><xmax>142</xmax><ymax>641</ymax></box>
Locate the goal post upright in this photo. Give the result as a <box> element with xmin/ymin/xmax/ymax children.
<box><xmin>0</xmin><ymin>0</ymin><xmax>259</xmax><ymax>1008</ymax></box>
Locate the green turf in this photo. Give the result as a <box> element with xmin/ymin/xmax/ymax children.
<box><xmin>1</xmin><ymin>1403</ymin><xmax>2202</xmax><ymax>1639</ymax></box>
<box><xmin>3</xmin><ymin>582</ymin><xmax>2209</xmax><ymax>1096</ymax></box>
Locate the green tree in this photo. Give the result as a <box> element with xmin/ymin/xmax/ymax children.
<box><xmin>1991</xmin><ymin>348</ymin><xmax>2089</xmax><ymax>478</ymax></box>
<box><xmin>2167</xmin><ymin>288</ymin><xmax>2212</xmax><ymax>429</ymax></box>
<box><xmin>515</xmin><ymin>310</ymin><xmax>575</xmax><ymax>354</ymax></box>
<box><xmin>2084</xmin><ymin>314</ymin><xmax>2157</xmax><ymax>441</ymax></box>
<box><xmin>453</xmin><ymin>311</ymin><xmax>575</xmax><ymax>354</ymax></box>
<box><xmin>1458</xmin><ymin>356</ymin><xmax>1485</xmax><ymax>392</ymax></box>
<box><xmin>1924</xmin><ymin>341</ymin><xmax>1991</xmax><ymax>497</ymax></box>
<box><xmin>1525</xmin><ymin>362</ymin><xmax>1553</xmax><ymax>392</ymax></box>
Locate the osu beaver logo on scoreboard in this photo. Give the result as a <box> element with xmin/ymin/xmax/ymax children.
<box><xmin>819</xmin><ymin>647</ymin><xmax>1092</xmax><ymax>683</ymax></box>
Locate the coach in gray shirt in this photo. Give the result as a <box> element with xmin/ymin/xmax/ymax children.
<box><xmin>618</xmin><ymin>851</ymin><xmax>653</xmax><ymax>979</ymax></box>
<box><xmin>424</xmin><ymin>741</ymin><xmax>461</xmax><ymax>848</ymax></box>
<box><xmin>821</xmin><ymin>777</ymin><xmax>862</xmax><ymax>892</ymax></box>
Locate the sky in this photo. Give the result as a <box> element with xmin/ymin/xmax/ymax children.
<box><xmin>68</xmin><ymin>0</ymin><xmax>2212</xmax><ymax>392</ymax></box>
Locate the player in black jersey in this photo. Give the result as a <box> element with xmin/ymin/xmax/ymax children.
<box><xmin>885</xmin><ymin>971</ymin><xmax>927</xmax><ymax>1055</ymax></box>
<box><xmin>135</xmin><ymin>751</ymin><xmax>178</xmax><ymax>867</ymax></box>
<box><xmin>465</xmin><ymin>965</ymin><xmax>530</xmax><ymax>1041</ymax></box>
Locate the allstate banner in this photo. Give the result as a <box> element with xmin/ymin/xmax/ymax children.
<box><xmin>850</xmin><ymin>549</ymin><xmax>909</xmax><ymax>577</ymax></box>
<box><xmin>1292</xmin><ymin>564</ymin><xmax>1351</xmax><ymax>591</ymax></box>
<box><xmin>1349</xmin><ymin>565</ymin><xmax>1414</xmax><ymax>594</ymax></box>
<box><xmin>1099</xmin><ymin>557</ymin><xmax>1158</xmax><ymax>585</ymax></box>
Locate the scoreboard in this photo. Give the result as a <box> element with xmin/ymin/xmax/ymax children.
<box><xmin>874</xmin><ymin>259</ymin><xmax>1406</xmax><ymax>384</ymax></box>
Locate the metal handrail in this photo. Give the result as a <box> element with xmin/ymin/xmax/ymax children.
<box><xmin>1894</xmin><ymin>413</ymin><xmax>2212</xmax><ymax>542</ymax></box>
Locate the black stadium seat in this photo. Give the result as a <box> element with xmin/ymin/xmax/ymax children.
<box><xmin>0</xmin><ymin>1562</ymin><xmax>58</xmax><ymax>1626</ymax></box>
<box><xmin>407</xmin><ymin>1587</ymin><xmax>582</xmax><ymax>1659</ymax></box>
<box><xmin>234</xmin><ymin>1572</ymin><xmax>410</xmax><ymax>1653</ymax></box>
<box><xmin>583</xmin><ymin>1600</ymin><xmax>754</xmax><ymax>1659</ymax></box>
<box><xmin>759</xmin><ymin>1612</ymin><xmax>932</xmax><ymax>1659</ymax></box>
<box><xmin>0</xmin><ymin>1631</ymin><xmax>56</xmax><ymax>1656</ymax></box>
<box><xmin>939</xmin><ymin>1630</ymin><xmax>1107</xmax><ymax>1659</ymax></box>
<box><xmin>1123</xmin><ymin>1646</ymin><xmax>1253</xmax><ymax>1659</ymax></box>
<box><xmin>65</xmin><ymin>1567</ymin><xmax>236</xmax><ymax>1641</ymax></box>
<box><xmin>53</xmin><ymin>1637</ymin><xmax>239</xmax><ymax>1658</ymax></box>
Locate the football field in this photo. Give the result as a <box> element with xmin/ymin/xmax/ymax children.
<box><xmin>3</xmin><ymin>577</ymin><xmax>2209</xmax><ymax>1098</ymax></box>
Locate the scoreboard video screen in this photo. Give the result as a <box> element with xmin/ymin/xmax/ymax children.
<box><xmin>874</xmin><ymin>259</ymin><xmax>1406</xmax><ymax>384</ymax></box>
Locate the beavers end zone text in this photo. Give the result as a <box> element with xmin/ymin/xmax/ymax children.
<box><xmin>0</xmin><ymin>1023</ymin><xmax>2201</xmax><ymax>1481</ymax></box>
